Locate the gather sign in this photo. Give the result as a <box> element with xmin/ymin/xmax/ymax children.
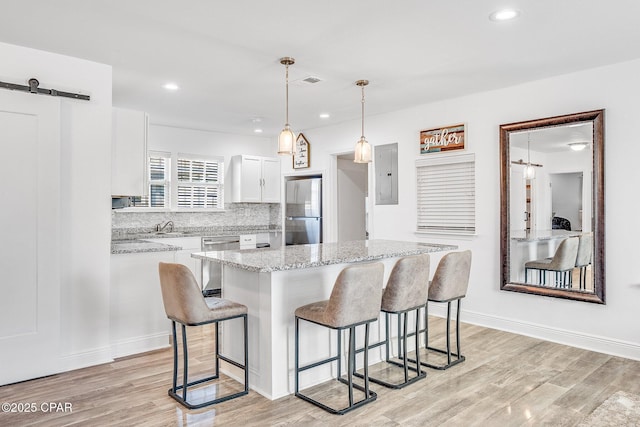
<box><xmin>420</xmin><ymin>123</ymin><xmax>466</xmax><ymax>154</ymax></box>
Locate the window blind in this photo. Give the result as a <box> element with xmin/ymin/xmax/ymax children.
<box><xmin>416</xmin><ymin>153</ymin><xmax>475</xmax><ymax>234</ymax></box>
<box><xmin>131</xmin><ymin>151</ymin><xmax>170</xmax><ymax>208</ymax></box>
<box><xmin>176</xmin><ymin>153</ymin><xmax>224</xmax><ymax>209</ymax></box>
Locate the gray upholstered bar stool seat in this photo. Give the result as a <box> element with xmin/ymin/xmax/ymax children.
<box><xmin>158</xmin><ymin>262</ymin><xmax>249</xmax><ymax>409</ymax></box>
<box><xmin>356</xmin><ymin>254</ymin><xmax>430</xmax><ymax>389</ymax></box>
<box><xmin>524</xmin><ymin>237</ymin><xmax>579</xmax><ymax>288</ymax></box>
<box><xmin>420</xmin><ymin>250</ymin><xmax>472</xmax><ymax>370</ymax></box>
<box><xmin>294</xmin><ymin>262</ymin><xmax>384</xmax><ymax>415</ymax></box>
<box><xmin>575</xmin><ymin>234</ymin><xmax>593</xmax><ymax>290</ymax></box>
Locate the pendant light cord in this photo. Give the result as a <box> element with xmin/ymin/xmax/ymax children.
<box><xmin>361</xmin><ymin>84</ymin><xmax>365</xmax><ymax>138</ymax></box>
<box><xmin>285</xmin><ymin>63</ymin><xmax>290</xmax><ymax>126</ymax></box>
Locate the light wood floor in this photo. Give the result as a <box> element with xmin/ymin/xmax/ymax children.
<box><xmin>1</xmin><ymin>317</ymin><xmax>639</xmax><ymax>426</ymax></box>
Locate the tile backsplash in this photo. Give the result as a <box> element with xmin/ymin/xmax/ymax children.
<box><xmin>112</xmin><ymin>203</ymin><xmax>281</xmax><ymax>238</ymax></box>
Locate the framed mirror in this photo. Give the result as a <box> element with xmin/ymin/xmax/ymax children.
<box><xmin>500</xmin><ymin>110</ymin><xmax>605</xmax><ymax>304</ymax></box>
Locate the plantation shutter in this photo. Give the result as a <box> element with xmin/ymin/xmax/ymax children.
<box><xmin>131</xmin><ymin>151</ymin><xmax>170</xmax><ymax>208</ymax></box>
<box><xmin>176</xmin><ymin>153</ymin><xmax>224</xmax><ymax>209</ymax></box>
<box><xmin>416</xmin><ymin>153</ymin><xmax>475</xmax><ymax>234</ymax></box>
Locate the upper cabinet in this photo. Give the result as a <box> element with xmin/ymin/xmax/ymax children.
<box><xmin>231</xmin><ymin>155</ymin><xmax>281</xmax><ymax>203</ymax></box>
<box><xmin>111</xmin><ymin>107</ymin><xmax>148</xmax><ymax>196</ymax></box>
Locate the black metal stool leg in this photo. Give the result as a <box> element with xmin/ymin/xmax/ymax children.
<box><xmin>446</xmin><ymin>302</ymin><xmax>452</xmax><ymax>366</ymax></box>
<box><xmin>215</xmin><ymin>321</ymin><xmax>220</xmax><ymax>376</ymax></box>
<box><xmin>456</xmin><ymin>299</ymin><xmax>462</xmax><ymax>358</ymax></box>
<box><xmin>414</xmin><ymin>308</ymin><xmax>422</xmax><ymax>377</ymax></box>
<box><xmin>171</xmin><ymin>321</ymin><xmax>178</xmax><ymax>394</ymax></box>
<box><xmin>385</xmin><ymin>313</ymin><xmax>390</xmax><ymax>362</ymax></box>
<box><xmin>243</xmin><ymin>314</ymin><xmax>249</xmax><ymax>392</ymax></box>
<box><xmin>363</xmin><ymin>323</ymin><xmax>370</xmax><ymax>398</ymax></box>
<box><xmin>418</xmin><ymin>299</ymin><xmax>466</xmax><ymax>370</ymax></box>
<box><xmin>348</xmin><ymin>326</ymin><xmax>355</xmax><ymax>406</ymax></box>
<box><xmin>182</xmin><ymin>324</ymin><xmax>188</xmax><ymax>401</ymax></box>
<box><xmin>402</xmin><ymin>312</ymin><xmax>409</xmax><ymax>383</ymax></box>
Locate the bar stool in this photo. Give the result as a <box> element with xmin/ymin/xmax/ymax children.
<box><xmin>356</xmin><ymin>254</ymin><xmax>430</xmax><ymax>389</ymax></box>
<box><xmin>575</xmin><ymin>234</ymin><xmax>593</xmax><ymax>290</ymax></box>
<box><xmin>294</xmin><ymin>262</ymin><xmax>384</xmax><ymax>415</ymax></box>
<box><xmin>158</xmin><ymin>262</ymin><xmax>249</xmax><ymax>409</ymax></box>
<box><xmin>524</xmin><ymin>237</ymin><xmax>579</xmax><ymax>288</ymax></box>
<box><xmin>421</xmin><ymin>250</ymin><xmax>472</xmax><ymax>370</ymax></box>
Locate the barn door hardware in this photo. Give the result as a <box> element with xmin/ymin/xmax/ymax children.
<box><xmin>0</xmin><ymin>78</ymin><xmax>90</xmax><ymax>101</ymax></box>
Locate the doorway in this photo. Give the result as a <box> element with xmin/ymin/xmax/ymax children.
<box><xmin>336</xmin><ymin>153</ymin><xmax>368</xmax><ymax>241</ymax></box>
<box><xmin>550</xmin><ymin>172</ymin><xmax>583</xmax><ymax>231</ymax></box>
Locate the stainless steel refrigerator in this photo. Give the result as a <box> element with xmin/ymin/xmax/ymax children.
<box><xmin>285</xmin><ymin>178</ymin><xmax>322</xmax><ymax>245</ymax></box>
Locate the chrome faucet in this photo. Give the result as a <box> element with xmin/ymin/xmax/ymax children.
<box><xmin>155</xmin><ymin>220</ymin><xmax>174</xmax><ymax>233</ymax></box>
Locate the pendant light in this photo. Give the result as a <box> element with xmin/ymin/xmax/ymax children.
<box><xmin>524</xmin><ymin>133</ymin><xmax>535</xmax><ymax>180</ymax></box>
<box><xmin>277</xmin><ymin>57</ymin><xmax>295</xmax><ymax>155</ymax></box>
<box><xmin>354</xmin><ymin>79</ymin><xmax>372</xmax><ymax>163</ymax></box>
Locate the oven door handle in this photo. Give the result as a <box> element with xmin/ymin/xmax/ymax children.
<box><xmin>202</xmin><ymin>238</ymin><xmax>240</xmax><ymax>246</ymax></box>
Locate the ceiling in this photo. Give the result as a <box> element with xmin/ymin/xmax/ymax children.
<box><xmin>510</xmin><ymin>122</ymin><xmax>593</xmax><ymax>153</ymax></box>
<box><xmin>1</xmin><ymin>1</ymin><xmax>640</xmax><ymax>139</ymax></box>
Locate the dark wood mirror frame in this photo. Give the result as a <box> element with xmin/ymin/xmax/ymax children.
<box><xmin>500</xmin><ymin>110</ymin><xmax>605</xmax><ymax>304</ymax></box>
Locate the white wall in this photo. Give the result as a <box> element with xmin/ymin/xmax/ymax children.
<box><xmin>148</xmin><ymin>123</ymin><xmax>275</xmax><ymax>186</ymax></box>
<box><xmin>284</xmin><ymin>58</ymin><xmax>640</xmax><ymax>360</ymax></box>
<box><xmin>0</xmin><ymin>42</ymin><xmax>113</xmax><ymax>369</ymax></box>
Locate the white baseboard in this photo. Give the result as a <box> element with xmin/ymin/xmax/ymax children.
<box><xmin>59</xmin><ymin>346</ymin><xmax>114</xmax><ymax>373</ymax></box>
<box><xmin>57</xmin><ymin>333</ymin><xmax>171</xmax><ymax>376</ymax></box>
<box><xmin>428</xmin><ymin>304</ymin><xmax>640</xmax><ymax>361</ymax></box>
<box><xmin>110</xmin><ymin>332</ymin><xmax>171</xmax><ymax>359</ymax></box>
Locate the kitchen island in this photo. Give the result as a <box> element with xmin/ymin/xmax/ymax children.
<box><xmin>192</xmin><ymin>239</ymin><xmax>456</xmax><ymax>400</ymax></box>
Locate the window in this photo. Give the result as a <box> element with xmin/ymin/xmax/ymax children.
<box><xmin>416</xmin><ymin>153</ymin><xmax>475</xmax><ymax>235</ymax></box>
<box><xmin>130</xmin><ymin>152</ymin><xmax>224</xmax><ymax>210</ymax></box>
<box><xmin>131</xmin><ymin>151</ymin><xmax>170</xmax><ymax>208</ymax></box>
<box><xmin>176</xmin><ymin>153</ymin><xmax>224</xmax><ymax>209</ymax></box>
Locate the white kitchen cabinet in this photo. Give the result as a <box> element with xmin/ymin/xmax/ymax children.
<box><xmin>110</xmin><ymin>251</ymin><xmax>174</xmax><ymax>358</ymax></box>
<box><xmin>111</xmin><ymin>107</ymin><xmax>148</xmax><ymax>196</ymax></box>
<box><xmin>231</xmin><ymin>155</ymin><xmax>281</xmax><ymax>203</ymax></box>
<box><xmin>144</xmin><ymin>236</ymin><xmax>202</xmax><ymax>287</ymax></box>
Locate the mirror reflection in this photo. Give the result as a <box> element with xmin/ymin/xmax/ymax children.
<box><xmin>509</xmin><ymin>123</ymin><xmax>593</xmax><ymax>291</ymax></box>
<box><xmin>500</xmin><ymin>110</ymin><xmax>605</xmax><ymax>304</ymax></box>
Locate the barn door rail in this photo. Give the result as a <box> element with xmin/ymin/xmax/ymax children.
<box><xmin>0</xmin><ymin>78</ymin><xmax>90</xmax><ymax>101</ymax></box>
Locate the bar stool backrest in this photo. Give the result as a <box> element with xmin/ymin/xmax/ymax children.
<box><xmin>324</xmin><ymin>262</ymin><xmax>384</xmax><ymax>328</ymax></box>
<box><xmin>575</xmin><ymin>234</ymin><xmax>593</xmax><ymax>268</ymax></box>
<box><xmin>545</xmin><ymin>237</ymin><xmax>579</xmax><ymax>271</ymax></box>
<box><xmin>159</xmin><ymin>262</ymin><xmax>211</xmax><ymax>325</ymax></box>
<box><xmin>382</xmin><ymin>254</ymin><xmax>430</xmax><ymax>312</ymax></box>
<box><xmin>429</xmin><ymin>250</ymin><xmax>472</xmax><ymax>302</ymax></box>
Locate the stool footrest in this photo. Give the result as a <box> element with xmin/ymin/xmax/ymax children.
<box><xmin>353</xmin><ymin>366</ymin><xmax>425</xmax><ymax>389</ymax></box>
<box><xmin>409</xmin><ymin>346</ymin><xmax>465</xmax><ymax>370</ymax></box>
<box><xmin>297</xmin><ymin>354</ymin><xmax>340</xmax><ymax>373</ymax></box>
<box><xmin>168</xmin><ymin>388</ymin><xmax>248</xmax><ymax>410</ymax></box>
<box><xmin>295</xmin><ymin>389</ymin><xmax>377</xmax><ymax>415</ymax></box>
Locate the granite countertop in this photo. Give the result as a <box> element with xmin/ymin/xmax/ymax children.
<box><xmin>111</xmin><ymin>227</ymin><xmax>282</xmax><ymax>254</ymax></box>
<box><xmin>192</xmin><ymin>239</ymin><xmax>457</xmax><ymax>273</ymax></box>
<box><xmin>111</xmin><ymin>240</ymin><xmax>182</xmax><ymax>254</ymax></box>
<box><xmin>112</xmin><ymin>227</ymin><xmax>282</xmax><ymax>241</ymax></box>
<box><xmin>511</xmin><ymin>229</ymin><xmax>586</xmax><ymax>242</ymax></box>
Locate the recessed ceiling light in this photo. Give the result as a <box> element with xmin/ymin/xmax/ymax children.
<box><xmin>489</xmin><ymin>9</ymin><xmax>520</xmax><ymax>21</ymax></box>
<box><xmin>253</xmin><ymin>128</ymin><xmax>263</xmax><ymax>133</ymax></box>
<box><xmin>569</xmin><ymin>142</ymin><xmax>588</xmax><ymax>151</ymax></box>
<box><xmin>319</xmin><ymin>113</ymin><xmax>330</xmax><ymax>119</ymax></box>
<box><xmin>163</xmin><ymin>82</ymin><xmax>179</xmax><ymax>91</ymax></box>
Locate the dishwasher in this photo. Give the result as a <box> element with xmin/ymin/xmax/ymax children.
<box><xmin>201</xmin><ymin>236</ymin><xmax>240</xmax><ymax>297</ymax></box>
